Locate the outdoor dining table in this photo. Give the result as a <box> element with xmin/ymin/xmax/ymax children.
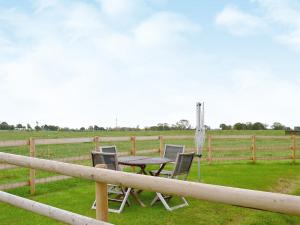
<box><xmin>118</xmin><ymin>156</ymin><xmax>172</xmax><ymax>176</ymax></box>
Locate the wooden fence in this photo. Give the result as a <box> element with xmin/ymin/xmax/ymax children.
<box><xmin>0</xmin><ymin>135</ymin><xmax>299</xmax><ymax>194</ymax></box>
<box><xmin>206</xmin><ymin>135</ymin><xmax>298</xmax><ymax>163</ymax></box>
<box><xmin>1</xmin><ymin>152</ymin><xmax>300</xmax><ymax>224</ymax></box>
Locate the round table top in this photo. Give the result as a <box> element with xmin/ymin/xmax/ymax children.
<box><xmin>118</xmin><ymin>156</ymin><xmax>172</xmax><ymax>166</ymax></box>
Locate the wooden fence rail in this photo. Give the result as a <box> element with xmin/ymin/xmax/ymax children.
<box><xmin>0</xmin><ymin>191</ymin><xmax>111</xmax><ymax>225</ymax></box>
<box><xmin>1</xmin><ymin>152</ymin><xmax>300</xmax><ymax>220</ymax></box>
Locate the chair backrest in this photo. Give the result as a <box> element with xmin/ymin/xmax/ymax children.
<box><xmin>172</xmin><ymin>153</ymin><xmax>194</xmax><ymax>179</ymax></box>
<box><xmin>91</xmin><ymin>151</ymin><xmax>119</xmax><ymax>171</ymax></box>
<box><xmin>100</xmin><ymin>145</ymin><xmax>117</xmax><ymax>154</ymax></box>
<box><xmin>163</xmin><ymin>144</ymin><xmax>185</xmax><ymax>162</ymax></box>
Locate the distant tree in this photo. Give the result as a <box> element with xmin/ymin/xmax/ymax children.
<box><xmin>48</xmin><ymin>125</ymin><xmax>59</xmax><ymax>131</ymax></box>
<box><xmin>35</xmin><ymin>125</ymin><xmax>41</xmax><ymax>131</ymax></box>
<box><xmin>219</xmin><ymin>124</ymin><xmax>226</xmax><ymax>130</ymax></box>
<box><xmin>204</xmin><ymin>125</ymin><xmax>211</xmax><ymax>130</ymax></box>
<box><xmin>245</xmin><ymin>122</ymin><xmax>253</xmax><ymax>130</ymax></box>
<box><xmin>271</xmin><ymin>122</ymin><xmax>285</xmax><ymax>130</ymax></box>
<box><xmin>0</xmin><ymin>122</ymin><xmax>14</xmax><ymax>130</ymax></box>
<box><xmin>158</xmin><ymin>123</ymin><xmax>171</xmax><ymax>130</ymax></box>
<box><xmin>0</xmin><ymin>122</ymin><xmax>9</xmax><ymax>130</ymax></box>
<box><xmin>80</xmin><ymin>127</ymin><xmax>85</xmax><ymax>131</ymax></box>
<box><xmin>252</xmin><ymin>122</ymin><xmax>267</xmax><ymax>130</ymax></box>
<box><xmin>233</xmin><ymin>123</ymin><xmax>247</xmax><ymax>130</ymax></box>
<box><xmin>93</xmin><ymin>125</ymin><xmax>105</xmax><ymax>131</ymax></box>
<box><xmin>219</xmin><ymin>124</ymin><xmax>232</xmax><ymax>130</ymax></box>
<box><xmin>41</xmin><ymin>124</ymin><xmax>59</xmax><ymax>131</ymax></box>
<box><xmin>26</xmin><ymin>124</ymin><xmax>32</xmax><ymax>130</ymax></box>
<box><xmin>175</xmin><ymin>119</ymin><xmax>191</xmax><ymax>130</ymax></box>
<box><xmin>16</xmin><ymin>124</ymin><xmax>24</xmax><ymax>129</ymax></box>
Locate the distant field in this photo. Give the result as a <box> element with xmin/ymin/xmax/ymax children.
<box><xmin>0</xmin><ymin>129</ymin><xmax>285</xmax><ymax>140</ymax></box>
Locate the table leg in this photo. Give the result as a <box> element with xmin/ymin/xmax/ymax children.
<box><xmin>154</xmin><ymin>163</ymin><xmax>167</xmax><ymax>176</ymax></box>
<box><xmin>140</xmin><ymin>165</ymin><xmax>148</xmax><ymax>175</ymax></box>
<box><xmin>130</xmin><ymin>190</ymin><xmax>146</xmax><ymax>207</ymax></box>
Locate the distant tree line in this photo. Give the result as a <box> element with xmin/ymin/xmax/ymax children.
<box><xmin>219</xmin><ymin>122</ymin><xmax>291</xmax><ymax>130</ymax></box>
<box><xmin>0</xmin><ymin>119</ymin><xmax>196</xmax><ymax>132</ymax></box>
<box><xmin>1</xmin><ymin>120</ymin><xmax>295</xmax><ymax>132</ymax></box>
<box><xmin>144</xmin><ymin>119</ymin><xmax>195</xmax><ymax>131</ymax></box>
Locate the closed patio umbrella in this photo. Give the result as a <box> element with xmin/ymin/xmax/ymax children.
<box><xmin>195</xmin><ymin>102</ymin><xmax>205</xmax><ymax>181</ymax></box>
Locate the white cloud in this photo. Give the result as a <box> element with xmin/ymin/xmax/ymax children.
<box><xmin>215</xmin><ymin>6</ymin><xmax>264</xmax><ymax>36</ymax></box>
<box><xmin>252</xmin><ymin>0</ymin><xmax>300</xmax><ymax>50</ymax></box>
<box><xmin>276</xmin><ymin>30</ymin><xmax>300</xmax><ymax>49</ymax></box>
<box><xmin>217</xmin><ymin>1</ymin><xmax>300</xmax><ymax>50</ymax></box>
<box><xmin>97</xmin><ymin>0</ymin><xmax>146</xmax><ymax>18</ymax></box>
<box><xmin>134</xmin><ymin>12</ymin><xmax>200</xmax><ymax>47</ymax></box>
<box><xmin>31</xmin><ymin>0</ymin><xmax>59</xmax><ymax>13</ymax></box>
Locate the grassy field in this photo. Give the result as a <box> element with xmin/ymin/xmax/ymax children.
<box><xmin>0</xmin><ymin>129</ymin><xmax>286</xmax><ymax>140</ymax></box>
<box><xmin>1</xmin><ymin>161</ymin><xmax>300</xmax><ymax>225</ymax></box>
<box><xmin>1</xmin><ymin>130</ymin><xmax>300</xmax><ymax>224</ymax></box>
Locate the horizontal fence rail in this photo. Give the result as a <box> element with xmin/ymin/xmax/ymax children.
<box><xmin>0</xmin><ymin>191</ymin><xmax>111</xmax><ymax>225</ymax></box>
<box><xmin>0</xmin><ymin>140</ymin><xmax>28</xmax><ymax>147</ymax></box>
<box><xmin>1</xmin><ymin>152</ymin><xmax>300</xmax><ymax>217</ymax></box>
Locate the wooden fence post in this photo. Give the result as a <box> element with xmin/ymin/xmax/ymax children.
<box><xmin>292</xmin><ymin>135</ymin><xmax>296</xmax><ymax>163</ymax></box>
<box><xmin>29</xmin><ymin>138</ymin><xmax>36</xmax><ymax>195</ymax></box>
<box><xmin>159</xmin><ymin>136</ymin><xmax>164</xmax><ymax>157</ymax></box>
<box><xmin>95</xmin><ymin>164</ymin><xmax>108</xmax><ymax>222</ymax></box>
<box><xmin>94</xmin><ymin>136</ymin><xmax>100</xmax><ymax>151</ymax></box>
<box><xmin>130</xmin><ymin>136</ymin><xmax>136</xmax><ymax>156</ymax></box>
<box><xmin>251</xmin><ymin>135</ymin><xmax>256</xmax><ymax>163</ymax></box>
<box><xmin>208</xmin><ymin>135</ymin><xmax>212</xmax><ymax>164</ymax></box>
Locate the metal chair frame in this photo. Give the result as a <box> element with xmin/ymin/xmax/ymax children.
<box><xmin>91</xmin><ymin>152</ymin><xmax>131</xmax><ymax>213</ymax></box>
<box><xmin>151</xmin><ymin>152</ymin><xmax>194</xmax><ymax>211</ymax></box>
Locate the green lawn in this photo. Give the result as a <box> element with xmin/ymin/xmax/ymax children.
<box><xmin>1</xmin><ymin>161</ymin><xmax>300</xmax><ymax>225</ymax></box>
<box><xmin>1</xmin><ymin>130</ymin><xmax>300</xmax><ymax>224</ymax></box>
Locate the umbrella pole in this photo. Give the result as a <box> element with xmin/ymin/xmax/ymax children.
<box><xmin>197</xmin><ymin>156</ymin><xmax>201</xmax><ymax>181</ymax></box>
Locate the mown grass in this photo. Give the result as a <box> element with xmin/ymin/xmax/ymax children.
<box><xmin>1</xmin><ymin>130</ymin><xmax>300</xmax><ymax>224</ymax></box>
<box><xmin>1</xmin><ymin>161</ymin><xmax>300</xmax><ymax>225</ymax></box>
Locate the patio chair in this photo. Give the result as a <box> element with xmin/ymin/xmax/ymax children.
<box><xmin>91</xmin><ymin>151</ymin><xmax>131</xmax><ymax>213</ymax></box>
<box><xmin>100</xmin><ymin>145</ymin><xmax>117</xmax><ymax>153</ymax></box>
<box><xmin>150</xmin><ymin>152</ymin><xmax>194</xmax><ymax>211</ymax></box>
<box><xmin>150</xmin><ymin>144</ymin><xmax>185</xmax><ymax>177</ymax></box>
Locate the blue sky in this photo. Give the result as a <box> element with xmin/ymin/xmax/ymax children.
<box><xmin>1</xmin><ymin>0</ymin><xmax>300</xmax><ymax>129</ymax></box>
